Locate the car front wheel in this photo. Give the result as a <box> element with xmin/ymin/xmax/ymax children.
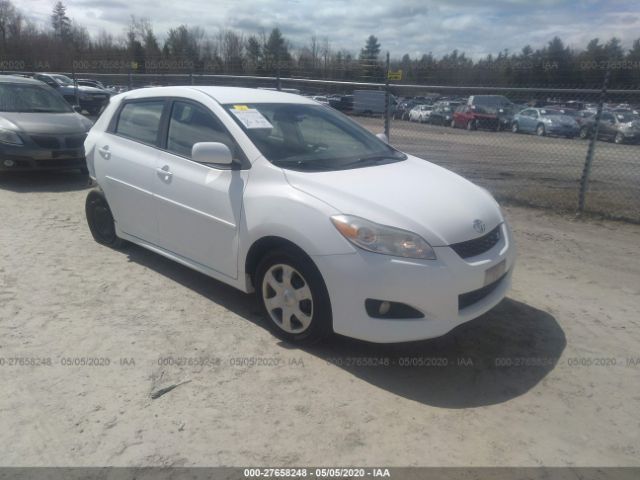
<box><xmin>256</xmin><ymin>250</ymin><xmax>332</xmax><ymax>345</ymax></box>
<box><xmin>511</xmin><ymin>122</ymin><xmax>519</xmax><ymax>133</ymax></box>
<box><xmin>536</xmin><ymin>124</ymin><xmax>546</xmax><ymax>136</ymax></box>
<box><xmin>579</xmin><ymin>126</ymin><xmax>589</xmax><ymax>139</ymax></box>
<box><xmin>614</xmin><ymin>132</ymin><xmax>625</xmax><ymax>144</ymax></box>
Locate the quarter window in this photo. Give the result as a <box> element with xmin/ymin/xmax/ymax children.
<box><xmin>115</xmin><ymin>101</ymin><xmax>164</xmax><ymax>145</ymax></box>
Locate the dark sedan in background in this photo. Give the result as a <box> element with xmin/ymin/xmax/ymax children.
<box><xmin>33</xmin><ymin>73</ymin><xmax>111</xmax><ymax>116</ymax></box>
<box><xmin>0</xmin><ymin>76</ymin><xmax>93</xmax><ymax>172</ymax></box>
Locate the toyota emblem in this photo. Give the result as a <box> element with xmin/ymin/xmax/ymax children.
<box><xmin>473</xmin><ymin>219</ymin><xmax>486</xmax><ymax>234</ymax></box>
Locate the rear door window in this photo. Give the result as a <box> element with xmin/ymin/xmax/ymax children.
<box><xmin>115</xmin><ymin>101</ymin><xmax>165</xmax><ymax>145</ymax></box>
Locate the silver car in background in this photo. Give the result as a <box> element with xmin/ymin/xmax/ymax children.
<box><xmin>0</xmin><ymin>76</ymin><xmax>94</xmax><ymax>172</ymax></box>
<box><xmin>511</xmin><ymin>107</ymin><xmax>580</xmax><ymax>138</ymax></box>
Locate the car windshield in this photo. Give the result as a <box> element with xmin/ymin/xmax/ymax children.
<box><xmin>540</xmin><ymin>109</ymin><xmax>563</xmax><ymax>116</ymax></box>
<box><xmin>224</xmin><ymin>103</ymin><xmax>406</xmax><ymax>171</ymax></box>
<box><xmin>51</xmin><ymin>75</ymin><xmax>74</xmax><ymax>85</ymax></box>
<box><xmin>0</xmin><ymin>83</ymin><xmax>72</xmax><ymax>113</ymax></box>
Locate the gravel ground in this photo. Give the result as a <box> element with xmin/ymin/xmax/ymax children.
<box><xmin>0</xmin><ymin>170</ymin><xmax>639</xmax><ymax>467</ymax></box>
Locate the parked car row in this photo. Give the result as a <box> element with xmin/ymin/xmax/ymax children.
<box><xmin>395</xmin><ymin>94</ymin><xmax>640</xmax><ymax>144</ymax></box>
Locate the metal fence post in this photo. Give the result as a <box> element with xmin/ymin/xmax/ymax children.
<box><xmin>71</xmin><ymin>66</ymin><xmax>79</xmax><ymax>108</ymax></box>
<box><xmin>384</xmin><ymin>51</ymin><xmax>390</xmax><ymax>140</ymax></box>
<box><xmin>578</xmin><ymin>68</ymin><xmax>610</xmax><ymax>214</ymax></box>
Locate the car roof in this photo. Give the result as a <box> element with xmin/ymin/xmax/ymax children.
<box><xmin>0</xmin><ymin>75</ymin><xmax>45</xmax><ymax>85</ymax></box>
<box><xmin>122</xmin><ymin>86</ymin><xmax>316</xmax><ymax>105</ymax></box>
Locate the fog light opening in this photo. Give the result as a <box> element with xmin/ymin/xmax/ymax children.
<box><xmin>3</xmin><ymin>159</ymin><xmax>15</xmax><ymax>167</ymax></box>
<box><xmin>365</xmin><ymin>299</ymin><xmax>424</xmax><ymax>319</ymax></box>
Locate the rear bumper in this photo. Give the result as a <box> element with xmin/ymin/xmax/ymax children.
<box><xmin>312</xmin><ymin>222</ymin><xmax>516</xmax><ymax>343</ymax></box>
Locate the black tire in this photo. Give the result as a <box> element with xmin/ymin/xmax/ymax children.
<box><xmin>255</xmin><ymin>249</ymin><xmax>332</xmax><ymax>345</ymax></box>
<box><xmin>579</xmin><ymin>126</ymin><xmax>589</xmax><ymax>139</ymax></box>
<box><xmin>511</xmin><ymin>122</ymin><xmax>519</xmax><ymax>133</ymax></box>
<box><xmin>536</xmin><ymin>124</ymin><xmax>546</xmax><ymax>136</ymax></box>
<box><xmin>85</xmin><ymin>189</ymin><xmax>126</xmax><ymax>249</ymax></box>
<box><xmin>450</xmin><ymin>119</ymin><xmax>456</xmax><ymax>128</ymax></box>
<box><xmin>466</xmin><ymin>119</ymin><xmax>476</xmax><ymax>131</ymax></box>
<box><xmin>614</xmin><ymin>132</ymin><xmax>624</xmax><ymax>144</ymax></box>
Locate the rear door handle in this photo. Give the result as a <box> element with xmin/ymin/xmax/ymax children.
<box><xmin>98</xmin><ymin>145</ymin><xmax>111</xmax><ymax>160</ymax></box>
<box><xmin>156</xmin><ymin>165</ymin><xmax>173</xmax><ymax>181</ymax></box>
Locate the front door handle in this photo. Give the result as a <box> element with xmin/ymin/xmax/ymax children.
<box><xmin>156</xmin><ymin>165</ymin><xmax>173</xmax><ymax>181</ymax></box>
<box><xmin>98</xmin><ymin>145</ymin><xmax>111</xmax><ymax>160</ymax></box>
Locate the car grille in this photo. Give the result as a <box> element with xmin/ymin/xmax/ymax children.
<box><xmin>30</xmin><ymin>135</ymin><xmax>60</xmax><ymax>149</ymax></box>
<box><xmin>29</xmin><ymin>134</ymin><xmax>87</xmax><ymax>150</ymax></box>
<box><xmin>458</xmin><ymin>273</ymin><xmax>507</xmax><ymax>311</ymax></box>
<box><xmin>450</xmin><ymin>225</ymin><xmax>501</xmax><ymax>259</ymax></box>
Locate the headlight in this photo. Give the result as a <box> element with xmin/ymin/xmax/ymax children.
<box><xmin>331</xmin><ymin>214</ymin><xmax>436</xmax><ymax>260</ymax></box>
<box><xmin>0</xmin><ymin>128</ymin><xmax>23</xmax><ymax>146</ymax></box>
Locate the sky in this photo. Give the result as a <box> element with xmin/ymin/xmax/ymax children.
<box><xmin>13</xmin><ymin>0</ymin><xmax>640</xmax><ymax>59</ymax></box>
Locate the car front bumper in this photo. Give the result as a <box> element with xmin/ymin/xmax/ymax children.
<box><xmin>546</xmin><ymin>125</ymin><xmax>579</xmax><ymax>136</ymax></box>
<box><xmin>312</xmin><ymin>222</ymin><xmax>516</xmax><ymax>343</ymax></box>
<box><xmin>0</xmin><ymin>144</ymin><xmax>85</xmax><ymax>171</ymax></box>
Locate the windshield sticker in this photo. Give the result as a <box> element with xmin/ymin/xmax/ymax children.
<box><xmin>233</xmin><ymin>105</ymin><xmax>249</xmax><ymax>110</ymax></box>
<box><xmin>230</xmin><ymin>108</ymin><xmax>273</xmax><ymax>129</ymax></box>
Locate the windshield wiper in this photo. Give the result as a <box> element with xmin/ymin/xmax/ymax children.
<box><xmin>340</xmin><ymin>154</ymin><xmax>403</xmax><ymax>168</ymax></box>
<box><xmin>272</xmin><ymin>158</ymin><xmax>336</xmax><ymax>170</ymax></box>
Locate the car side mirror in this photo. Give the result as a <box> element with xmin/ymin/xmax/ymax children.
<box><xmin>192</xmin><ymin>142</ymin><xmax>233</xmax><ymax>165</ymax></box>
<box><xmin>376</xmin><ymin>133</ymin><xmax>389</xmax><ymax>144</ymax></box>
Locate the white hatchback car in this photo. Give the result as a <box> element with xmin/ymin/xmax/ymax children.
<box><xmin>84</xmin><ymin>86</ymin><xmax>515</xmax><ymax>344</ymax></box>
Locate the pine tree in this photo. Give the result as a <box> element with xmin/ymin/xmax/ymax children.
<box><xmin>359</xmin><ymin>35</ymin><xmax>381</xmax><ymax>80</ymax></box>
<box><xmin>51</xmin><ymin>1</ymin><xmax>70</xmax><ymax>39</ymax></box>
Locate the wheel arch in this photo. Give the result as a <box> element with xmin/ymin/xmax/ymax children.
<box><xmin>244</xmin><ymin>235</ymin><xmax>315</xmax><ymax>292</ymax></box>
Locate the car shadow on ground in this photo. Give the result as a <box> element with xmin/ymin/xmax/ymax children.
<box><xmin>125</xmin><ymin>243</ymin><xmax>566</xmax><ymax>409</ymax></box>
<box><xmin>0</xmin><ymin>171</ymin><xmax>90</xmax><ymax>193</ymax></box>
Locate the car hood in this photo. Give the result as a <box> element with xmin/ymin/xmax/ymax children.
<box><xmin>283</xmin><ymin>155</ymin><xmax>503</xmax><ymax>246</ymax></box>
<box><xmin>0</xmin><ymin>112</ymin><xmax>92</xmax><ymax>134</ymax></box>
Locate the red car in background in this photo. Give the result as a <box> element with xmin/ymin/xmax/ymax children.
<box><xmin>451</xmin><ymin>104</ymin><xmax>500</xmax><ymax>130</ymax></box>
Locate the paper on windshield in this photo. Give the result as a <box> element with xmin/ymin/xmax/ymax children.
<box><xmin>230</xmin><ymin>107</ymin><xmax>273</xmax><ymax>129</ymax></box>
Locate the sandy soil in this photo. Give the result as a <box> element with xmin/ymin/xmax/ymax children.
<box><xmin>0</xmin><ymin>171</ymin><xmax>639</xmax><ymax>467</ymax></box>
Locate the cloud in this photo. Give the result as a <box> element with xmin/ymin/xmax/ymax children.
<box><xmin>11</xmin><ymin>0</ymin><xmax>640</xmax><ymax>59</ymax></box>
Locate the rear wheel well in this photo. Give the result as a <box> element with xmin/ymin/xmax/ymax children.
<box><xmin>245</xmin><ymin>236</ymin><xmax>312</xmax><ymax>288</ymax></box>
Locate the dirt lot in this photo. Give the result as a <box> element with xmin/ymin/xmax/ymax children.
<box><xmin>0</xmin><ymin>171</ymin><xmax>639</xmax><ymax>467</ymax></box>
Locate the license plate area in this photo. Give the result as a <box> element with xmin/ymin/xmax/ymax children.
<box><xmin>484</xmin><ymin>259</ymin><xmax>506</xmax><ymax>286</ymax></box>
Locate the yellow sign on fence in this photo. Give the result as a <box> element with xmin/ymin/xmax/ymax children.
<box><xmin>387</xmin><ymin>69</ymin><xmax>403</xmax><ymax>81</ymax></box>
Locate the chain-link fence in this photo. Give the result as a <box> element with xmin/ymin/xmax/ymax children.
<box><xmin>5</xmin><ymin>70</ymin><xmax>638</xmax><ymax>222</ymax></box>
